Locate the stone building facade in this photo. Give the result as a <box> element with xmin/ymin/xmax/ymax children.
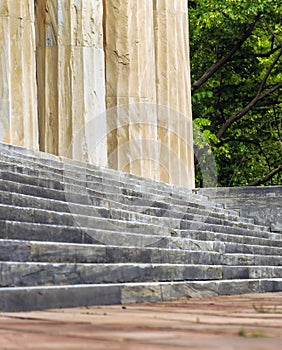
<box><xmin>0</xmin><ymin>0</ymin><xmax>195</xmax><ymax>188</ymax></box>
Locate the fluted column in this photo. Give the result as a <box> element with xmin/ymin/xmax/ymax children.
<box><xmin>103</xmin><ymin>0</ymin><xmax>159</xmax><ymax>180</ymax></box>
<box><xmin>154</xmin><ymin>0</ymin><xmax>195</xmax><ymax>188</ymax></box>
<box><xmin>35</xmin><ymin>0</ymin><xmax>107</xmax><ymax>166</ymax></box>
<box><xmin>0</xmin><ymin>0</ymin><xmax>38</xmax><ymax>149</ymax></box>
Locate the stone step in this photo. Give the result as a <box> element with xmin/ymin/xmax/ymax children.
<box><xmin>0</xmin><ymin>144</ymin><xmax>219</xmax><ymax>208</ymax></box>
<box><xmin>0</xmin><ymin>239</ymin><xmax>281</xmax><ymax>267</ymax></box>
<box><xmin>2</xmin><ymin>143</ymin><xmax>254</xmax><ymax>220</ymax></box>
<box><xmin>0</xmin><ymin>239</ymin><xmax>223</xmax><ymax>265</ymax></box>
<box><xmin>0</xmin><ymin>142</ymin><xmax>281</xmax><ymax>312</ymax></box>
<box><xmin>0</xmin><ymin>262</ymin><xmax>225</xmax><ymax>287</ymax></box>
<box><xmin>0</xmin><ymin>218</ymin><xmax>224</xmax><ymax>253</ymax></box>
<box><xmin>0</xmin><ymin>169</ymin><xmax>243</xmax><ymax>224</ymax></box>
<box><xmin>0</xmin><ymin>178</ymin><xmax>255</xmax><ymax>228</ymax></box>
<box><xmin>184</xmin><ymin>230</ymin><xmax>282</xmax><ymax>248</ymax></box>
<box><xmin>0</xmin><ymin>143</ymin><xmax>220</xmax><ymax>210</ymax></box>
<box><xmin>223</xmin><ymin>254</ymin><xmax>281</xmax><ymax>266</ymax></box>
<box><xmin>0</xmin><ymin>190</ymin><xmax>267</xmax><ymax>234</ymax></box>
<box><xmin>0</xmin><ymin>278</ymin><xmax>281</xmax><ymax>312</ymax></box>
<box><xmin>0</xmin><ymin>156</ymin><xmax>199</xmax><ymax>201</ymax></box>
<box><xmin>222</xmin><ymin>266</ymin><xmax>282</xmax><ymax>279</ymax></box>
<box><xmin>1</xmin><ymin>219</ymin><xmax>281</xmax><ymax>257</ymax></box>
<box><xmin>1</xmin><ymin>262</ymin><xmax>282</xmax><ymax>288</ymax></box>
<box><xmin>0</xmin><ymin>203</ymin><xmax>275</xmax><ymax>242</ymax></box>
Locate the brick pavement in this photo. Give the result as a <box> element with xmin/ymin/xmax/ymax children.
<box><xmin>0</xmin><ymin>292</ymin><xmax>282</xmax><ymax>349</ymax></box>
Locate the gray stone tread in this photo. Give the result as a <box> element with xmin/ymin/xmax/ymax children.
<box><xmin>0</xmin><ymin>142</ymin><xmax>281</xmax><ymax>311</ymax></box>
<box><xmin>223</xmin><ymin>253</ymin><xmax>282</xmax><ymax>266</ymax></box>
<box><xmin>0</xmin><ymin>238</ymin><xmax>224</xmax><ymax>265</ymax></box>
<box><xmin>0</xmin><ymin>169</ymin><xmax>235</xmax><ymax>219</ymax></box>
<box><xmin>1</xmin><ymin>144</ymin><xmax>224</xmax><ymax>209</ymax></box>
<box><xmin>0</xmin><ymin>278</ymin><xmax>281</xmax><ymax>312</ymax></box>
<box><xmin>0</xmin><ymin>178</ymin><xmax>255</xmax><ymax>227</ymax></box>
<box><xmin>184</xmin><ymin>230</ymin><xmax>282</xmax><ymax>248</ymax></box>
<box><xmin>1</xmin><ymin>262</ymin><xmax>282</xmax><ymax>288</ymax></box>
<box><xmin>0</xmin><ymin>151</ymin><xmax>216</xmax><ymax>207</ymax></box>
<box><xmin>0</xmin><ymin>190</ymin><xmax>266</xmax><ymax>233</ymax></box>
<box><xmin>1</xmin><ymin>219</ymin><xmax>281</xmax><ymax>253</ymax></box>
<box><xmin>1</xmin><ymin>239</ymin><xmax>281</xmax><ymax>267</ymax></box>
<box><xmin>0</xmin><ymin>262</ymin><xmax>225</xmax><ymax>287</ymax></box>
<box><xmin>0</xmin><ymin>202</ymin><xmax>273</xmax><ymax>240</ymax></box>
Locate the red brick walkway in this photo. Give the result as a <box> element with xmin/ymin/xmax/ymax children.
<box><xmin>1</xmin><ymin>292</ymin><xmax>282</xmax><ymax>349</ymax></box>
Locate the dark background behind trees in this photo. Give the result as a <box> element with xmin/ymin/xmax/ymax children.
<box><xmin>188</xmin><ymin>0</ymin><xmax>282</xmax><ymax>187</ymax></box>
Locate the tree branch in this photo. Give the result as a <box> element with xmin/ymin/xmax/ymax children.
<box><xmin>192</xmin><ymin>15</ymin><xmax>261</xmax><ymax>92</ymax></box>
<box><xmin>254</xmin><ymin>46</ymin><xmax>281</xmax><ymax>58</ymax></box>
<box><xmin>216</xmin><ymin>45</ymin><xmax>282</xmax><ymax>139</ymax></box>
<box><xmin>257</xmin><ymin>46</ymin><xmax>282</xmax><ymax>95</ymax></box>
<box><xmin>263</xmin><ymin>18</ymin><xmax>282</xmax><ymax>46</ymax></box>
<box><xmin>216</xmin><ymin>82</ymin><xmax>282</xmax><ymax>139</ymax></box>
<box><xmin>248</xmin><ymin>164</ymin><xmax>282</xmax><ymax>186</ymax></box>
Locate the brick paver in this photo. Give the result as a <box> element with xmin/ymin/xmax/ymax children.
<box><xmin>0</xmin><ymin>292</ymin><xmax>282</xmax><ymax>349</ymax></box>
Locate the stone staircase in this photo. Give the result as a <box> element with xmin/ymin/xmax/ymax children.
<box><xmin>0</xmin><ymin>142</ymin><xmax>281</xmax><ymax>312</ymax></box>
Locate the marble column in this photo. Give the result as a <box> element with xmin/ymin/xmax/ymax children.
<box><xmin>0</xmin><ymin>0</ymin><xmax>38</xmax><ymax>149</ymax></box>
<box><xmin>154</xmin><ymin>0</ymin><xmax>195</xmax><ymax>188</ymax></box>
<box><xmin>103</xmin><ymin>0</ymin><xmax>159</xmax><ymax>180</ymax></box>
<box><xmin>35</xmin><ymin>0</ymin><xmax>107</xmax><ymax>166</ymax></box>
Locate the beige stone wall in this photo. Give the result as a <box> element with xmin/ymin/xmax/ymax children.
<box><xmin>35</xmin><ymin>0</ymin><xmax>107</xmax><ymax>166</ymax></box>
<box><xmin>0</xmin><ymin>0</ymin><xmax>38</xmax><ymax>149</ymax></box>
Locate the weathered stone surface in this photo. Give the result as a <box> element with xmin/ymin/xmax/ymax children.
<box><xmin>0</xmin><ymin>262</ymin><xmax>223</xmax><ymax>287</ymax></box>
<box><xmin>0</xmin><ymin>0</ymin><xmax>38</xmax><ymax>149</ymax></box>
<box><xmin>1</xmin><ymin>1</ymin><xmax>196</xmax><ymax>187</ymax></box>
<box><xmin>0</xmin><ymin>284</ymin><xmax>122</xmax><ymax>312</ymax></box>
<box><xmin>0</xmin><ymin>142</ymin><xmax>281</xmax><ymax>311</ymax></box>
<box><xmin>199</xmin><ymin>186</ymin><xmax>282</xmax><ymax>232</ymax></box>
<box><xmin>103</xmin><ymin>0</ymin><xmax>159</xmax><ymax>181</ymax></box>
<box><xmin>103</xmin><ymin>0</ymin><xmax>194</xmax><ymax>187</ymax></box>
<box><xmin>35</xmin><ymin>0</ymin><xmax>107</xmax><ymax>166</ymax></box>
<box><xmin>154</xmin><ymin>0</ymin><xmax>194</xmax><ymax>188</ymax></box>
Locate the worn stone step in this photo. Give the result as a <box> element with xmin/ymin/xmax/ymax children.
<box><xmin>0</xmin><ymin>169</ymin><xmax>241</xmax><ymax>223</ymax></box>
<box><xmin>0</xmin><ymin>203</ymin><xmax>172</xmax><ymax>236</ymax></box>
<box><xmin>183</xmin><ymin>230</ymin><xmax>282</xmax><ymax>248</ymax></box>
<box><xmin>179</xmin><ymin>225</ymin><xmax>279</xmax><ymax>241</ymax></box>
<box><xmin>0</xmin><ymin>178</ymin><xmax>255</xmax><ymax>229</ymax></box>
<box><xmin>1</xmin><ymin>239</ymin><xmax>282</xmax><ymax>269</ymax></box>
<box><xmin>222</xmin><ymin>266</ymin><xmax>282</xmax><ymax>279</ymax></box>
<box><xmin>0</xmin><ymin>202</ymin><xmax>275</xmax><ymax>244</ymax></box>
<box><xmin>1</xmin><ymin>219</ymin><xmax>280</xmax><ymax>258</ymax></box>
<box><xmin>178</xmin><ymin>229</ymin><xmax>282</xmax><ymax>252</ymax></box>
<box><xmin>223</xmin><ymin>254</ymin><xmax>282</xmax><ymax>266</ymax></box>
<box><xmin>0</xmin><ymin>262</ymin><xmax>224</xmax><ymax>287</ymax></box>
<box><xmin>0</xmin><ymin>239</ymin><xmax>223</xmax><ymax>265</ymax></box>
<box><xmin>0</xmin><ymin>143</ymin><xmax>248</xmax><ymax>217</ymax></box>
<box><xmin>0</xmin><ymin>190</ymin><xmax>267</xmax><ymax>235</ymax></box>
<box><xmin>0</xmin><ymin>143</ymin><xmax>220</xmax><ymax>210</ymax></box>
<box><xmin>224</xmin><ymin>241</ymin><xmax>282</xmax><ymax>255</ymax></box>
<box><xmin>0</xmin><ymin>144</ymin><xmax>220</xmax><ymax>209</ymax></box>
<box><xmin>0</xmin><ymin>219</ymin><xmax>225</xmax><ymax>252</ymax></box>
<box><xmin>0</xmin><ymin>278</ymin><xmax>281</xmax><ymax>312</ymax></box>
<box><xmin>0</xmin><ymin>157</ymin><xmax>202</xmax><ymax>203</ymax></box>
<box><xmin>2</xmin><ymin>262</ymin><xmax>281</xmax><ymax>288</ymax></box>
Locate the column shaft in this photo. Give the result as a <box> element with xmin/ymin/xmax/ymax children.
<box><xmin>0</xmin><ymin>0</ymin><xmax>38</xmax><ymax>149</ymax></box>
<box><xmin>104</xmin><ymin>0</ymin><xmax>159</xmax><ymax>180</ymax></box>
<box><xmin>36</xmin><ymin>0</ymin><xmax>107</xmax><ymax>166</ymax></box>
<box><xmin>154</xmin><ymin>0</ymin><xmax>195</xmax><ymax>188</ymax></box>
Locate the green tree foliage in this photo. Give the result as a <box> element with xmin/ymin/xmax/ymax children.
<box><xmin>189</xmin><ymin>0</ymin><xmax>282</xmax><ymax>187</ymax></box>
